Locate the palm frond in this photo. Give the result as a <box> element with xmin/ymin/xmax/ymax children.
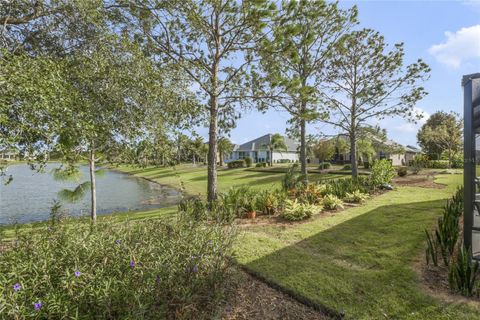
<box><xmin>58</xmin><ymin>181</ymin><xmax>91</xmax><ymax>203</ymax></box>
<box><xmin>51</xmin><ymin>165</ymin><xmax>81</xmax><ymax>182</ymax></box>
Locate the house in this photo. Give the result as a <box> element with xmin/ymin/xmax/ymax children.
<box><xmin>225</xmin><ymin>134</ymin><xmax>299</xmax><ymax>163</ymax></box>
<box><xmin>327</xmin><ymin>134</ymin><xmax>420</xmax><ymax>166</ymax></box>
<box><xmin>0</xmin><ymin>149</ymin><xmax>18</xmax><ymax>161</ymax></box>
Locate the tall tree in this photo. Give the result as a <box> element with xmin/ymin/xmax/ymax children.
<box><xmin>417</xmin><ymin>111</ymin><xmax>462</xmax><ymax>167</ymax></box>
<box><xmin>417</xmin><ymin>111</ymin><xmax>461</xmax><ymax>160</ymax></box>
<box><xmin>313</xmin><ymin>139</ymin><xmax>335</xmax><ymax>163</ymax></box>
<box><xmin>218</xmin><ymin>137</ymin><xmax>234</xmax><ymax>166</ymax></box>
<box><xmin>254</xmin><ymin>0</ymin><xmax>357</xmax><ymax>181</ymax></box>
<box><xmin>321</xmin><ymin>29</ymin><xmax>430</xmax><ymax>177</ymax></box>
<box><xmin>125</xmin><ymin>0</ymin><xmax>273</xmax><ymax>203</ymax></box>
<box><xmin>262</xmin><ymin>133</ymin><xmax>287</xmax><ymax>166</ymax></box>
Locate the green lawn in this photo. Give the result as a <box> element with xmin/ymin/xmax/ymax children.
<box><xmin>117</xmin><ymin>164</ymin><xmax>349</xmax><ymax>196</ymax></box>
<box><xmin>234</xmin><ymin>174</ymin><xmax>479</xmax><ymax>319</ymax></box>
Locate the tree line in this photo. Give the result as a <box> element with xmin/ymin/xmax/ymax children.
<box><xmin>0</xmin><ymin>0</ymin><xmax>430</xmax><ymax>221</ymax></box>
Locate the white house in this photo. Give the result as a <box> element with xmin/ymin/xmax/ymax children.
<box><xmin>324</xmin><ymin>134</ymin><xmax>421</xmax><ymax>166</ymax></box>
<box><xmin>225</xmin><ymin>134</ymin><xmax>299</xmax><ymax>163</ymax></box>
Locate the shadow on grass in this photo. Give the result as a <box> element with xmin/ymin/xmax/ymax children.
<box><xmin>240</xmin><ymin>199</ymin><xmax>477</xmax><ymax>319</ymax></box>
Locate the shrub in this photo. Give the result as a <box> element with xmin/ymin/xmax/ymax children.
<box><xmin>0</xmin><ymin>216</ymin><xmax>236</xmax><ymax>319</ymax></box>
<box><xmin>370</xmin><ymin>159</ymin><xmax>396</xmax><ymax>187</ymax></box>
<box><xmin>218</xmin><ymin>186</ymin><xmax>253</xmax><ymax>218</ymax></box>
<box><xmin>448</xmin><ymin>245</ymin><xmax>479</xmax><ymax>297</ymax></box>
<box><xmin>363</xmin><ymin>162</ymin><xmax>371</xmax><ymax>169</ymax></box>
<box><xmin>452</xmin><ymin>155</ymin><xmax>464</xmax><ymax>169</ymax></box>
<box><xmin>178</xmin><ymin>197</ymin><xmax>208</xmax><ymax>221</ymax></box>
<box><xmin>319</xmin><ymin>176</ymin><xmax>372</xmax><ymax>199</ymax></box>
<box><xmin>429</xmin><ymin>160</ymin><xmax>449</xmax><ymax>169</ymax></box>
<box><xmin>322</xmin><ymin>194</ymin><xmax>344</xmax><ymax>210</ymax></box>
<box><xmin>278</xmin><ymin>159</ymin><xmax>291</xmax><ymax>163</ymax></box>
<box><xmin>281</xmin><ymin>199</ymin><xmax>320</xmax><ymax>221</ymax></box>
<box><xmin>344</xmin><ymin>190</ymin><xmax>369</xmax><ymax>203</ymax></box>
<box><xmin>255</xmin><ymin>190</ymin><xmax>280</xmax><ymax>215</ymax></box>
<box><xmin>425</xmin><ymin>186</ymin><xmax>464</xmax><ymax>267</ymax></box>
<box><xmin>290</xmin><ymin>184</ymin><xmax>325</xmax><ymax>205</ymax></box>
<box><xmin>227</xmin><ymin>160</ymin><xmax>246</xmax><ymax>169</ymax></box>
<box><xmin>244</xmin><ymin>157</ymin><xmax>253</xmax><ymax>167</ymax></box>
<box><xmin>255</xmin><ymin>162</ymin><xmax>268</xmax><ymax>168</ymax></box>
<box><xmin>342</xmin><ymin>164</ymin><xmax>352</xmax><ymax>170</ymax></box>
<box><xmin>281</xmin><ymin>164</ymin><xmax>304</xmax><ymax>191</ymax></box>
<box><xmin>397</xmin><ymin>167</ymin><xmax>407</xmax><ymax>177</ymax></box>
<box><xmin>318</xmin><ymin>162</ymin><xmax>331</xmax><ymax>170</ymax></box>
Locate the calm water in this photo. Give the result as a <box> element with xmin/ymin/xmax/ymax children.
<box><xmin>0</xmin><ymin>164</ymin><xmax>182</xmax><ymax>225</ymax></box>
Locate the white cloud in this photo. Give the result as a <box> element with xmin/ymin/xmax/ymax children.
<box><xmin>428</xmin><ymin>25</ymin><xmax>480</xmax><ymax>68</ymax></box>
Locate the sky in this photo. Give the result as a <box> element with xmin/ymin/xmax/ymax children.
<box><xmin>198</xmin><ymin>0</ymin><xmax>480</xmax><ymax>147</ymax></box>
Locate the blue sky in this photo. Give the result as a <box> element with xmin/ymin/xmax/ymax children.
<box><xmin>199</xmin><ymin>0</ymin><xmax>480</xmax><ymax>147</ymax></box>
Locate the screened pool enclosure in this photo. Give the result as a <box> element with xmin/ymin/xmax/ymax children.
<box><xmin>463</xmin><ymin>73</ymin><xmax>480</xmax><ymax>260</ymax></box>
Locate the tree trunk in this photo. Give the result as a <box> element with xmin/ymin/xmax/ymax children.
<box><xmin>269</xmin><ymin>147</ymin><xmax>273</xmax><ymax>167</ymax></box>
<box><xmin>207</xmin><ymin>96</ymin><xmax>218</xmax><ymax>203</ymax></box>
<box><xmin>300</xmin><ymin>118</ymin><xmax>308</xmax><ymax>183</ymax></box>
<box><xmin>350</xmin><ymin>133</ymin><xmax>358</xmax><ymax>178</ymax></box>
<box><xmin>193</xmin><ymin>154</ymin><xmax>196</xmax><ymax>165</ymax></box>
<box><xmin>89</xmin><ymin>145</ymin><xmax>97</xmax><ymax>224</ymax></box>
<box><xmin>219</xmin><ymin>152</ymin><xmax>224</xmax><ymax>166</ymax></box>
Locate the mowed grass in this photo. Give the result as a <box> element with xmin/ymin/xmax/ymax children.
<box><xmin>235</xmin><ymin>174</ymin><xmax>480</xmax><ymax>319</ymax></box>
<box><xmin>117</xmin><ymin>164</ymin><xmax>349</xmax><ymax>196</ymax></box>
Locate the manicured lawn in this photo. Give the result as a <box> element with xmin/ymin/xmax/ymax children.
<box><xmin>117</xmin><ymin>164</ymin><xmax>349</xmax><ymax>196</ymax></box>
<box><xmin>235</xmin><ymin>174</ymin><xmax>480</xmax><ymax>319</ymax></box>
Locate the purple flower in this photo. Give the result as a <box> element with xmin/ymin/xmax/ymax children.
<box><xmin>193</xmin><ymin>265</ymin><xmax>198</xmax><ymax>273</ymax></box>
<box><xmin>74</xmin><ymin>271</ymin><xmax>81</xmax><ymax>277</ymax></box>
<box><xmin>34</xmin><ymin>301</ymin><xmax>42</xmax><ymax>310</ymax></box>
<box><xmin>208</xmin><ymin>240</ymin><xmax>213</xmax><ymax>245</ymax></box>
<box><xmin>13</xmin><ymin>283</ymin><xmax>21</xmax><ymax>292</ymax></box>
<box><xmin>130</xmin><ymin>260</ymin><xmax>136</xmax><ymax>268</ymax></box>
<box><xmin>190</xmin><ymin>255</ymin><xmax>195</xmax><ymax>260</ymax></box>
<box><xmin>115</xmin><ymin>239</ymin><xmax>121</xmax><ymax>245</ymax></box>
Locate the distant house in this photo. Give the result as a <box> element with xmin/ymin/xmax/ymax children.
<box><xmin>225</xmin><ymin>134</ymin><xmax>299</xmax><ymax>163</ymax></box>
<box><xmin>325</xmin><ymin>134</ymin><xmax>421</xmax><ymax>166</ymax></box>
<box><xmin>0</xmin><ymin>149</ymin><xmax>18</xmax><ymax>161</ymax></box>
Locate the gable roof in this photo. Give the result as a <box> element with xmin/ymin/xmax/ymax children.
<box><xmin>237</xmin><ymin>134</ymin><xmax>299</xmax><ymax>152</ymax></box>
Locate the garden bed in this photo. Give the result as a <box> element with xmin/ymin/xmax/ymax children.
<box><xmin>393</xmin><ymin>174</ymin><xmax>446</xmax><ymax>189</ymax></box>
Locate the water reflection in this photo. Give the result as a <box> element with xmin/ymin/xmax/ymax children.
<box><xmin>0</xmin><ymin>164</ymin><xmax>182</xmax><ymax>225</ymax></box>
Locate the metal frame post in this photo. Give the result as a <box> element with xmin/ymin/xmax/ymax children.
<box><xmin>463</xmin><ymin>73</ymin><xmax>480</xmax><ymax>254</ymax></box>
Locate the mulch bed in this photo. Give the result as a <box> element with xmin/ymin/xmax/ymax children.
<box><xmin>393</xmin><ymin>174</ymin><xmax>446</xmax><ymax>189</ymax></box>
<box><xmin>221</xmin><ymin>270</ymin><xmax>329</xmax><ymax>320</ymax></box>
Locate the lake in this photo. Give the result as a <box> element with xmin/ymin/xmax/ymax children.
<box><xmin>0</xmin><ymin>164</ymin><xmax>182</xmax><ymax>225</ymax></box>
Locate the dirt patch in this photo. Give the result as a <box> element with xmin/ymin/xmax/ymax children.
<box><xmin>221</xmin><ymin>270</ymin><xmax>329</xmax><ymax>320</ymax></box>
<box><xmin>413</xmin><ymin>252</ymin><xmax>480</xmax><ymax>308</ymax></box>
<box><xmin>393</xmin><ymin>174</ymin><xmax>445</xmax><ymax>189</ymax></box>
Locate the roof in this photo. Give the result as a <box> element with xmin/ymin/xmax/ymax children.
<box><xmin>405</xmin><ymin>145</ymin><xmax>421</xmax><ymax>153</ymax></box>
<box><xmin>236</xmin><ymin>134</ymin><xmax>299</xmax><ymax>152</ymax></box>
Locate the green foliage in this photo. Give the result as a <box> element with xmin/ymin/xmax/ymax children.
<box><xmin>322</xmin><ymin>194</ymin><xmax>344</xmax><ymax>210</ymax></box>
<box><xmin>227</xmin><ymin>160</ymin><xmax>246</xmax><ymax>169</ymax></box>
<box><xmin>425</xmin><ymin>187</ymin><xmax>464</xmax><ymax>267</ymax></box>
<box><xmin>281</xmin><ymin>199</ymin><xmax>320</xmax><ymax>221</ymax></box>
<box><xmin>363</xmin><ymin>162</ymin><xmax>371</xmax><ymax>169</ymax></box>
<box><xmin>342</xmin><ymin>164</ymin><xmax>352</xmax><ymax>170</ymax></box>
<box><xmin>319</xmin><ymin>176</ymin><xmax>372</xmax><ymax>199</ymax></box>
<box><xmin>57</xmin><ymin>181</ymin><xmax>91</xmax><ymax>203</ymax></box>
<box><xmin>417</xmin><ymin>111</ymin><xmax>462</xmax><ymax>164</ymax></box>
<box><xmin>425</xmin><ymin>229</ymin><xmax>439</xmax><ymax>267</ymax></box>
<box><xmin>281</xmin><ymin>164</ymin><xmax>304</xmax><ymax>191</ymax></box>
<box><xmin>255</xmin><ymin>162</ymin><xmax>268</xmax><ymax>167</ymax></box>
<box><xmin>244</xmin><ymin>157</ymin><xmax>253</xmax><ymax>167</ymax></box>
<box><xmin>397</xmin><ymin>167</ymin><xmax>408</xmax><ymax>177</ymax></box>
<box><xmin>448</xmin><ymin>245</ymin><xmax>479</xmax><ymax>297</ymax></box>
<box><xmin>344</xmin><ymin>190</ymin><xmax>369</xmax><ymax>203</ymax></box>
<box><xmin>255</xmin><ymin>190</ymin><xmax>282</xmax><ymax>215</ymax></box>
<box><xmin>313</xmin><ymin>140</ymin><xmax>335</xmax><ymax>163</ymax></box>
<box><xmin>370</xmin><ymin>159</ymin><xmax>396</xmax><ymax>186</ymax></box>
<box><xmin>318</xmin><ymin>162</ymin><xmax>331</xmax><ymax>170</ymax></box>
<box><xmin>0</xmin><ymin>216</ymin><xmax>235</xmax><ymax>319</ymax></box>
<box><xmin>290</xmin><ymin>184</ymin><xmax>325</xmax><ymax>205</ymax></box>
